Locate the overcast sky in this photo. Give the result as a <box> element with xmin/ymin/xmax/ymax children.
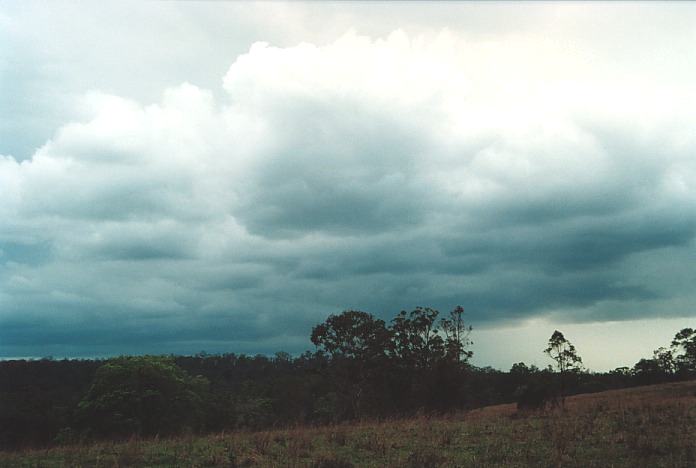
<box><xmin>2</xmin><ymin>2</ymin><xmax>696</xmax><ymax>370</ymax></box>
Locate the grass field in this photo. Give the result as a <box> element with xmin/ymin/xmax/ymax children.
<box><xmin>2</xmin><ymin>380</ymin><xmax>696</xmax><ymax>467</ymax></box>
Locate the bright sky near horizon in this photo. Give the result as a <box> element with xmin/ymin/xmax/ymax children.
<box><xmin>2</xmin><ymin>2</ymin><xmax>696</xmax><ymax>371</ymax></box>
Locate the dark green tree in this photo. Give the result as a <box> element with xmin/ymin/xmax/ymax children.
<box><xmin>311</xmin><ymin>310</ymin><xmax>391</xmax><ymax>417</ymax></box>
<box><xmin>509</xmin><ymin>362</ymin><xmax>540</xmax><ymax>390</ymax></box>
<box><xmin>390</xmin><ymin>307</ymin><xmax>473</xmax><ymax>411</ymax></box>
<box><xmin>671</xmin><ymin>328</ymin><xmax>696</xmax><ymax>375</ymax></box>
<box><xmin>311</xmin><ymin>310</ymin><xmax>390</xmax><ymax>362</ymax></box>
<box><xmin>632</xmin><ymin>358</ymin><xmax>666</xmax><ymax>385</ymax></box>
<box><xmin>390</xmin><ymin>307</ymin><xmax>445</xmax><ymax>369</ymax></box>
<box><xmin>653</xmin><ymin>347</ymin><xmax>676</xmax><ymax>376</ymax></box>
<box><xmin>76</xmin><ymin>356</ymin><xmax>208</xmax><ymax>438</ymax></box>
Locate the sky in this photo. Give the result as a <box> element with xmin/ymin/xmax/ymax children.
<box><xmin>2</xmin><ymin>1</ymin><xmax>696</xmax><ymax>371</ymax></box>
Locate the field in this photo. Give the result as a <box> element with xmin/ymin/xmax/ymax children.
<box><xmin>2</xmin><ymin>380</ymin><xmax>695</xmax><ymax>467</ymax></box>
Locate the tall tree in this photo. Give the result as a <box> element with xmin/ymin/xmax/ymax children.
<box><xmin>671</xmin><ymin>328</ymin><xmax>696</xmax><ymax>375</ymax></box>
<box><xmin>544</xmin><ymin>330</ymin><xmax>583</xmax><ymax>374</ymax></box>
<box><xmin>653</xmin><ymin>347</ymin><xmax>676</xmax><ymax>376</ymax></box>
<box><xmin>310</xmin><ymin>310</ymin><xmax>390</xmax><ymax>362</ymax></box>
<box><xmin>544</xmin><ymin>330</ymin><xmax>582</xmax><ymax>406</ymax></box>
<box><xmin>310</xmin><ymin>310</ymin><xmax>391</xmax><ymax>417</ymax></box>
<box><xmin>390</xmin><ymin>307</ymin><xmax>444</xmax><ymax>369</ymax></box>
<box><xmin>440</xmin><ymin>306</ymin><xmax>473</xmax><ymax>364</ymax></box>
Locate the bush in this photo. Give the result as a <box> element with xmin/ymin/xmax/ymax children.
<box><xmin>76</xmin><ymin>356</ymin><xmax>209</xmax><ymax>438</ymax></box>
<box><xmin>515</xmin><ymin>382</ymin><xmax>558</xmax><ymax>411</ymax></box>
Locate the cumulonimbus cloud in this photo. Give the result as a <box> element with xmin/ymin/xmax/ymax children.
<box><xmin>1</xmin><ymin>30</ymin><xmax>696</xmax><ymax>356</ymax></box>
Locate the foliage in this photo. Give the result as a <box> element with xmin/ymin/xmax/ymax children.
<box><xmin>440</xmin><ymin>306</ymin><xmax>473</xmax><ymax>363</ymax></box>
<box><xmin>311</xmin><ymin>310</ymin><xmax>392</xmax><ymax>417</ymax></box>
<box><xmin>311</xmin><ymin>310</ymin><xmax>391</xmax><ymax>362</ymax></box>
<box><xmin>76</xmin><ymin>356</ymin><xmax>209</xmax><ymax>438</ymax></box>
<box><xmin>544</xmin><ymin>330</ymin><xmax>583</xmax><ymax>374</ymax></box>
<box><xmin>630</xmin><ymin>328</ymin><xmax>696</xmax><ymax>384</ymax></box>
<box><xmin>1</xmin><ymin>309</ymin><xmax>694</xmax><ymax>452</ymax></box>
<box><xmin>514</xmin><ymin>379</ymin><xmax>558</xmax><ymax>411</ymax></box>
<box><xmin>653</xmin><ymin>347</ymin><xmax>677</xmax><ymax>375</ymax></box>
<box><xmin>0</xmin><ymin>358</ymin><xmax>100</xmax><ymax>449</ymax></box>
<box><xmin>308</xmin><ymin>307</ymin><xmax>474</xmax><ymax>416</ymax></box>
<box><xmin>672</xmin><ymin>327</ymin><xmax>696</xmax><ymax>374</ymax></box>
<box><xmin>390</xmin><ymin>307</ymin><xmax>445</xmax><ymax>369</ymax></box>
<box><xmin>4</xmin><ymin>380</ymin><xmax>696</xmax><ymax>467</ymax></box>
<box><xmin>544</xmin><ymin>330</ymin><xmax>584</xmax><ymax>407</ymax></box>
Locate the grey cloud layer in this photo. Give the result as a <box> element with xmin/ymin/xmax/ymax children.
<box><xmin>2</xmin><ymin>31</ymin><xmax>696</xmax><ymax>357</ymax></box>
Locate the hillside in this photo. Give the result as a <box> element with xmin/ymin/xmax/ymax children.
<box><xmin>2</xmin><ymin>380</ymin><xmax>695</xmax><ymax>467</ymax></box>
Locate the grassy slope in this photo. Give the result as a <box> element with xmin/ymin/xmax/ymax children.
<box><xmin>2</xmin><ymin>380</ymin><xmax>696</xmax><ymax>467</ymax></box>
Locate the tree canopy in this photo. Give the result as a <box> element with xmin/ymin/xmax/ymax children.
<box><xmin>76</xmin><ymin>355</ymin><xmax>208</xmax><ymax>437</ymax></box>
<box><xmin>544</xmin><ymin>330</ymin><xmax>583</xmax><ymax>374</ymax></box>
<box><xmin>2</xmin><ymin>308</ymin><xmax>695</xmax><ymax>451</ymax></box>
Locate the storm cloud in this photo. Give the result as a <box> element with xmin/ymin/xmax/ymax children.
<box><xmin>2</xmin><ymin>11</ymin><xmax>696</xmax><ymax>365</ymax></box>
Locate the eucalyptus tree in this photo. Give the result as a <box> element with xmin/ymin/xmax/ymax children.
<box><xmin>544</xmin><ymin>330</ymin><xmax>583</xmax><ymax>406</ymax></box>
<box><xmin>671</xmin><ymin>328</ymin><xmax>696</xmax><ymax>375</ymax></box>
<box><xmin>440</xmin><ymin>306</ymin><xmax>473</xmax><ymax>364</ymax></box>
<box><xmin>310</xmin><ymin>310</ymin><xmax>391</xmax><ymax>417</ymax></box>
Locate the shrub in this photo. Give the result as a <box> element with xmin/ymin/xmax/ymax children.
<box><xmin>515</xmin><ymin>383</ymin><xmax>558</xmax><ymax>411</ymax></box>
<box><xmin>76</xmin><ymin>356</ymin><xmax>209</xmax><ymax>438</ymax></box>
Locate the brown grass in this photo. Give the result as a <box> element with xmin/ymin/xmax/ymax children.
<box><xmin>2</xmin><ymin>380</ymin><xmax>696</xmax><ymax>467</ymax></box>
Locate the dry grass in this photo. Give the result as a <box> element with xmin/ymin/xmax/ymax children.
<box><xmin>2</xmin><ymin>380</ymin><xmax>696</xmax><ymax>467</ymax></box>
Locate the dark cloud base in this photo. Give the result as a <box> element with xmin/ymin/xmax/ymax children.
<box><xmin>2</xmin><ymin>29</ymin><xmax>696</xmax><ymax>359</ymax></box>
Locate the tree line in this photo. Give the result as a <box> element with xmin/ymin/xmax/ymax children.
<box><xmin>1</xmin><ymin>307</ymin><xmax>695</xmax><ymax>450</ymax></box>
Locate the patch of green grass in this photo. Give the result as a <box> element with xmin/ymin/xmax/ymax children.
<box><xmin>3</xmin><ymin>381</ymin><xmax>696</xmax><ymax>467</ymax></box>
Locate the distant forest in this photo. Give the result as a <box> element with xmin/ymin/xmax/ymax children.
<box><xmin>2</xmin><ymin>306</ymin><xmax>695</xmax><ymax>450</ymax></box>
